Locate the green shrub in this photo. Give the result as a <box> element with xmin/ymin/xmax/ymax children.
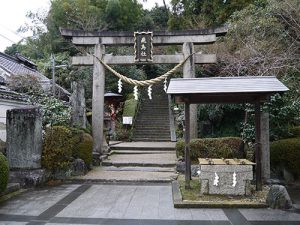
<box><xmin>73</xmin><ymin>132</ymin><xmax>93</xmax><ymax>166</ymax></box>
<box><xmin>42</xmin><ymin>126</ymin><xmax>93</xmax><ymax>171</ymax></box>
<box><xmin>42</xmin><ymin>126</ymin><xmax>73</xmax><ymax>170</ymax></box>
<box><xmin>270</xmin><ymin>137</ymin><xmax>300</xmax><ymax>177</ymax></box>
<box><xmin>122</xmin><ymin>99</ymin><xmax>138</xmax><ymax>117</ymax></box>
<box><xmin>0</xmin><ymin>152</ymin><xmax>9</xmax><ymax>193</ymax></box>
<box><xmin>176</xmin><ymin>137</ymin><xmax>245</xmax><ymax>163</ymax></box>
<box><xmin>115</xmin><ymin>126</ymin><xmax>131</xmax><ymax>141</ymax></box>
<box><xmin>0</xmin><ymin>139</ymin><xmax>6</xmax><ymax>155</ymax></box>
<box><xmin>290</xmin><ymin>126</ymin><xmax>300</xmax><ymax>137</ymax></box>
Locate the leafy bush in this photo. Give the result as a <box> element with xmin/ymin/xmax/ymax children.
<box><xmin>42</xmin><ymin>126</ymin><xmax>73</xmax><ymax>170</ymax></box>
<box><xmin>0</xmin><ymin>152</ymin><xmax>9</xmax><ymax>193</ymax></box>
<box><xmin>115</xmin><ymin>126</ymin><xmax>131</xmax><ymax>141</ymax></box>
<box><xmin>270</xmin><ymin>137</ymin><xmax>300</xmax><ymax>178</ymax></box>
<box><xmin>0</xmin><ymin>139</ymin><xmax>6</xmax><ymax>155</ymax></box>
<box><xmin>122</xmin><ymin>98</ymin><xmax>138</xmax><ymax>117</ymax></box>
<box><xmin>72</xmin><ymin>130</ymin><xmax>93</xmax><ymax>167</ymax></box>
<box><xmin>290</xmin><ymin>126</ymin><xmax>300</xmax><ymax>137</ymax></box>
<box><xmin>7</xmin><ymin>74</ymin><xmax>43</xmax><ymax>94</ymax></box>
<box><xmin>42</xmin><ymin>126</ymin><xmax>93</xmax><ymax>171</ymax></box>
<box><xmin>176</xmin><ymin>137</ymin><xmax>245</xmax><ymax>163</ymax></box>
<box><xmin>29</xmin><ymin>94</ymin><xmax>71</xmax><ymax>127</ymax></box>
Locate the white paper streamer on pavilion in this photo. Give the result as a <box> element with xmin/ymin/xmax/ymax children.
<box><xmin>213</xmin><ymin>172</ymin><xmax>219</xmax><ymax>186</ymax></box>
<box><xmin>148</xmin><ymin>85</ymin><xmax>152</xmax><ymax>100</ymax></box>
<box><xmin>164</xmin><ymin>78</ymin><xmax>167</xmax><ymax>92</ymax></box>
<box><xmin>232</xmin><ymin>172</ymin><xmax>237</xmax><ymax>187</ymax></box>
<box><xmin>118</xmin><ymin>79</ymin><xmax>122</xmax><ymax>93</ymax></box>
<box><xmin>133</xmin><ymin>86</ymin><xmax>138</xmax><ymax>100</ymax></box>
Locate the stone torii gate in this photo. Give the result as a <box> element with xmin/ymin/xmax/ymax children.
<box><xmin>60</xmin><ymin>27</ymin><xmax>228</xmax><ymax>154</ymax></box>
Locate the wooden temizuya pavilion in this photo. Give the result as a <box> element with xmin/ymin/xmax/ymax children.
<box><xmin>167</xmin><ymin>76</ymin><xmax>288</xmax><ymax>191</ymax></box>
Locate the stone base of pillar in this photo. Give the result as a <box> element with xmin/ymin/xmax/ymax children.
<box><xmin>92</xmin><ymin>152</ymin><xmax>101</xmax><ymax>166</ymax></box>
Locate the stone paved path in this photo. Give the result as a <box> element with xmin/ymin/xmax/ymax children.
<box><xmin>0</xmin><ymin>184</ymin><xmax>300</xmax><ymax>225</ymax></box>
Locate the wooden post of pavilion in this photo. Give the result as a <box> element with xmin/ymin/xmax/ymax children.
<box><xmin>255</xmin><ymin>101</ymin><xmax>263</xmax><ymax>191</ymax></box>
<box><xmin>184</xmin><ymin>102</ymin><xmax>191</xmax><ymax>189</ymax></box>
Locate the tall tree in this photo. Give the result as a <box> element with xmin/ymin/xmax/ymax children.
<box><xmin>168</xmin><ymin>0</ymin><xmax>255</xmax><ymax>30</ymax></box>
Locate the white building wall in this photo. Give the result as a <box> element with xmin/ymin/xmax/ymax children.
<box><xmin>0</xmin><ymin>100</ymin><xmax>29</xmax><ymax>141</ymax></box>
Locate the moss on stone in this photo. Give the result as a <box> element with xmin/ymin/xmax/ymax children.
<box><xmin>0</xmin><ymin>152</ymin><xmax>9</xmax><ymax>193</ymax></box>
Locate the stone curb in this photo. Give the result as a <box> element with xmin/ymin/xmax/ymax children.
<box><xmin>0</xmin><ymin>189</ymin><xmax>27</xmax><ymax>203</ymax></box>
<box><xmin>109</xmin><ymin>150</ymin><xmax>174</xmax><ymax>155</ymax></box>
<box><xmin>102</xmin><ymin>162</ymin><xmax>176</xmax><ymax>167</ymax></box>
<box><xmin>66</xmin><ymin>178</ymin><xmax>174</xmax><ymax>185</ymax></box>
<box><xmin>171</xmin><ymin>181</ymin><xmax>268</xmax><ymax>208</ymax></box>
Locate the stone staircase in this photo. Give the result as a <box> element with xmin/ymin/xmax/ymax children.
<box><xmin>73</xmin><ymin>142</ymin><xmax>178</xmax><ymax>183</ymax></box>
<box><xmin>132</xmin><ymin>86</ymin><xmax>171</xmax><ymax>142</ymax></box>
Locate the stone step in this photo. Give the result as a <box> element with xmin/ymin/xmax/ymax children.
<box><xmin>102</xmin><ymin>153</ymin><xmax>177</xmax><ymax>167</ymax></box>
<box><xmin>134</xmin><ymin>121</ymin><xmax>169</xmax><ymax>125</ymax></box>
<box><xmin>133</xmin><ymin>127</ymin><xmax>170</xmax><ymax>131</ymax></box>
<box><xmin>133</xmin><ymin>133</ymin><xmax>170</xmax><ymax>136</ymax></box>
<box><xmin>103</xmin><ymin>166</ymin><xmax>175</xmax><ymax>173</ymax></box>
<box><xmin>137</xmin><ymin>113</ymin><xmax>169</xmax><ymax>116</ymax></box>
<box><xmin>132</xmin><ymin>137</ymin><xmax>171</xmax><ymax>142</ymax></box>
<box><xmin>69</xmin><ymin>167</ymin><xmax>177</xmax><ymax>183</ymax></box>
<box><xmin>132</xmin><ymin>136</ymin><xmax>171</xmax><ymax>140</ymax></box>
<box><xmin>133</xmin><ymin>127</ymin><xmax>169</xmax><ymax>131</ymax></box>
<box><xmin>132</xmin><ymin>132</ymin><xmax>170</xmax><ymax>137</ymax></box>
<box><xmin>102</xmin><ymin>161</ymin><xmax>176</xmax><ymax>167</ymax></box>
<box><xmin>138</xmin><ymin>114</ymin><xmax>168</xmax><ymax>117</ymax></box>
<box><xmin>110</xmin><ymin>150</ymin><xmax>174</xmax><ymax>155</ymax></box>
<box><xmin>136</xmin><ymin>116</ymin><xmax>169</xmax><ymax>120</ymax></box>
<box><xmin>134</xmin><ymin>125</ymin><xmax>170</xmax><ymax>129</ymax></box>
<box><xmin>135</xmin><ymin>119</ymin><xmax>169</xmax><ymax>122</ymax></box>
<box><xmin>110</xmin><ymin>145</ymin><xmax>175</xmax><ymax>151</ymax></box>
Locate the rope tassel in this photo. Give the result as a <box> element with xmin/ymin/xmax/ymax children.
<box><xmin>133</xmin><ymin>86</ymin><xmax>138</xmax><ymax>100</ymax></box>
<box><xmin>148</xmin><ymin>85</ymin><xmax>152</xmax><ymax>100</ymax></box>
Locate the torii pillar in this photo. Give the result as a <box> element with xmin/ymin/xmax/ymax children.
<box><xmin>92</xmin><ymin>44</ymin><xmax>105</xmax><ymax>154</ymax></box>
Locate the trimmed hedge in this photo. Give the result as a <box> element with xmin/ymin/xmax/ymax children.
<box><xmin>0</xmin><ymin>152</ymin><xmax>9</xmax><ymax>193</ymax></box>
<box><xmin>73</xmin><ymin>132</ymin><xmax>93</xmax><ymax>167</ymax></box>
<box><xmin>42</xmin><ymin>126</ymin><xmax>93</xmax><ymax>171</ymax></box>
<box><xmin>42</xmin><ymin>126</ymin><xmax>74</xmax><ymax>170</ymax></box>
<box><xmin>176</xmin><ymin>137</ymin><xmax>245</xmax><ymax>163</ymax></box>
<box><xmin>0</xmin><ymin>139</ymin><xmax>6</xmax><ymax>154</ymax></box>
<box><xmin>290</xmin><ymin>126</ymin><xmax>300</xmax><ymax>137</ymax></box>
<box><xmin>270</xmin><ymin>137</ymin><xmax>300</xmax><ymax>177</ymax></box>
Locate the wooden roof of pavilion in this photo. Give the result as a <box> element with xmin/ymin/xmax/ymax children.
<box><xmin>167</xmin><ymin>76</ymin><xmax>288</xmax><ymax>104</ymax></box>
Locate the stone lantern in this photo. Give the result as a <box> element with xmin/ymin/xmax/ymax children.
<box><xmin>104</xmin><ymin>92</ymin><xmax>123</xmax><ymax>140</ymax></box>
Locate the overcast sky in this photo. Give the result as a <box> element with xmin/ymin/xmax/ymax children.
<box><xmin>0</xmin><ymin>0</ymin><xmax>171</xmax><ymax>52</ymax></box>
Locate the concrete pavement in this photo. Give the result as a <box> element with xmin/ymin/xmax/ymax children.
<box><xmin>0</xmin><ymin>183</ymin><xmax>300</xmax><ymax>225</ymax></box>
